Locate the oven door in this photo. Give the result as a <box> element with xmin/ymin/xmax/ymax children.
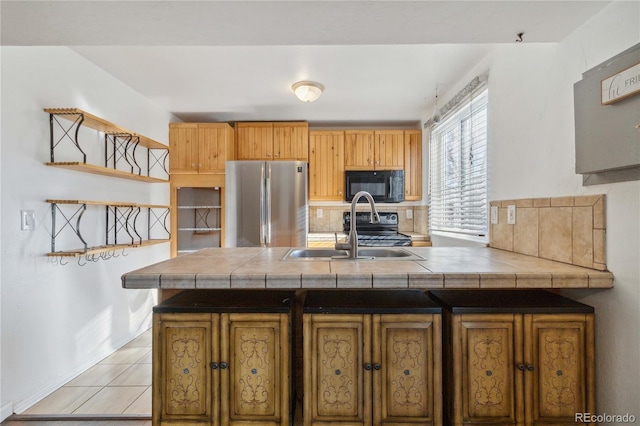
<box><xmin>345</xmin><ymin>170</ymin><xmax>404</xmax><ymax>202</ymax></box>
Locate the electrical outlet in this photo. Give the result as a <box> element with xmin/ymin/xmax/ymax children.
<box><xmin>490</xmin><ymin>206</ymin><xmax>498</xmax><ymax>224</ymax></box>
<box><xmin>316</xmin><ymin>208</ymin><xmax>323</xmax><ymax>219</ymax></box>
<box><xmin>21</xmin><ymin>210</ymin><xmax>35</xmax><ymax>231</ymax></box>
<box><xmin>507</xmin><ymin>205</ymin><xmax>516</xmax><ymax>225</ymax></box>
<box><xmin>406</xmin><ymin>209</ymin><xmax>413</xmax><ymax>219</ymax></box>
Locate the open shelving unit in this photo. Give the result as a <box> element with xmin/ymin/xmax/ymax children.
<box><xmin>47</xmin><ymin>199</ymin><xmax>170</xmax><ymax>257</ymax></box>
<box><xmin>44</xmin><ymin>108</ymin><xmax>171</xmax><ymax>259</ymax></box>
<box><xmin>45</xmin><ymin>108</ymin><xmax>169</xmax><ymax>182</ymax></box>
<box><xmin>175</xmin><ymin>188</ymin><xmax>222</xmax><ymax>255</ymax></box>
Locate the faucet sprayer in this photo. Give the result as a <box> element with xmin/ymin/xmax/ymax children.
<box><xmin>335</xmin><ymin>191</ymin><xmax>380</xmax><ymax>259</ymax></box>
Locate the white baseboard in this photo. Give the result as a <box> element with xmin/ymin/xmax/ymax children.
<box><xmin>12</xmin><ymin>325</ymin><xmax>151</xmax><ymax>414</ymax></box>
<box><xmin>1</xmin><ymin>401</ymin><xmax>14</xmax><ymax>422</ymax></box>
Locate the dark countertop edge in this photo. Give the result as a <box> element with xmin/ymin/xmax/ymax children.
<box><xmin>303</xmin><ymin>306</ymin><xmax>442</xmax><ymax>314</ymax></box>
<box><xmin>428</xmin><ymin>289</ymin><xmax>595</xmax><ymax>314</ymax></box>
<box><xmin>302</xmin><ymin>289</ymin><xmax>441</xmax><ymax>314</ymax></box>
<box><xmin>153</xmin><ymin>289</ymin><xmax>295</xmax><ymax>314</ymax></box>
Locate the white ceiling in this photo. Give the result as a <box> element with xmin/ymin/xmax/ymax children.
<box><xmin>1</xmin><ymin>1</ymin><xmax>613</xmax><ymax>124</ymax></box>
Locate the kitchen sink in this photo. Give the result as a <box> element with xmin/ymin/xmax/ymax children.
<box><xmin>283</xmin><ymin>247</ymin><xmax>424</xmax><ymax>261</ymax></box>
<box><xmin>286</xmin><ymin>248</ymin><xmax>349</xmax><ymax>258</ymax></box>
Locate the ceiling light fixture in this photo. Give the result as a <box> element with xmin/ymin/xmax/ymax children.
<box><xmin>292</xmin><ymin>81</ymin><xmax>324</xmax><ymax>103</ymax></box>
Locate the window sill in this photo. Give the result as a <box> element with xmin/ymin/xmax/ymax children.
<box><xmin>429</xmin><ymin>230</ymin><xmax>489</xmax><ymax>247</ymax></box>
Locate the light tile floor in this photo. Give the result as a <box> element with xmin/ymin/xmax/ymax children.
<box><xmin>22</xmin><ymin>330</ymin><xmax>152</xmax><ymax>416</ymax></box>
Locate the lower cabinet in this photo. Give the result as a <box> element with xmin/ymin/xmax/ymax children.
<box><xmin>430</xmin><ymin>290</ymin><xmax>596</xmax><ymax>426</ymax></box>
<box><xmin>302</xmin><ymin>290</ymin><xmax>442</xmax><ymax>426</ymax></box>
<box><xmin>152</xmin><ymin>290</ymin><xmax>293</xmax><ymax>426</ymax></box>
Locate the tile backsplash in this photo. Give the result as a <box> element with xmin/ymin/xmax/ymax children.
<box><xmin>309</xmin><ymin>205</ymin><xmax>429</xmax><ymax>234</ymax></box>
<box><xmin>490</xmin><ymin>195</ymin><xmax>606</xmax><ymax>271</ymax></box>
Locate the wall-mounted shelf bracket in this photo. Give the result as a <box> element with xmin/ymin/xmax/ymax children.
<box><xmin>45</xmin><ymin>108</ymin><xmax>169</xmax><ymax>182</ymax></box>
<box><xmin>47</xmin><ymin>199</ymin><xmax>170</xmax><ymax>257</ymax></box>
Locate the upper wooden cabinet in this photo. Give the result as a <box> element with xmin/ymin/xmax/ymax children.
<box><xmin>344</xmin><ymin>130</ymin><xmax>375</xmax><ymax>169</ymax></box>
<box><xmin>344</xmin><ymin>130</ymin><xmax>405</xmax><ymax>170</ymax></box>
<box><xmin>404</xmin><ymin>130</ymin><xmax>422</xmax><ymax>200</ymax></box>
<box><xmin>375</xmin><ymin>130</ymin><xmax>405</xmax><ymax>170</ymax></box>
<box><xmin>309</xmin><ymin>130</ymin><xmax>345</xmax><ymax>201</ymax></box>
<box><xmin>169</xmin><ymin>123</ymin><xmax>234</xmax><ymax>174</ymax></box>
<box><xmin>273</xmin><ymin>122</ymin><xmax>309</xmax><ymax>160</ymax></box>
<box><xmin>236</xmin><ymin>122</ymin><xmax>309</xmax><ymax>161</ymax></box>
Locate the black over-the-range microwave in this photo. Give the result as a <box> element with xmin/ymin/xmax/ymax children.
<box><xmin>345</xmin><ymin>170</ymin><xmax>405</xmax><ymax>203</ymax></box>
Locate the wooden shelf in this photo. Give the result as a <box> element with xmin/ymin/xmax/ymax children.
<box><xmin>46</xmin><ymin>162</ymin><xmax>169</xmax><ymax>183</ymax></box>
<box><xmin>46</xmin><ymin>199</ymin><xmax>136</xmax><ymax>207</ymax></box>
<box><xmin>47</xmin><ymin>240</ymin><xmax>169</xmax><ymax>257</ymax></box>
<box><xmin>44</xmin><ymin>108</ymin><xmax>166</xmax><ymax>149</ymax></box>
<box><xmin>47</xmin><ymin>244</ymin><xmax>135</xmax><ymax>257</ymax></box>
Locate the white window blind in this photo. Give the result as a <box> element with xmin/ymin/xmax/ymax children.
<box><xmin>429</xmin><ymin>88</ymin><xmax>488</xmax><ymax>236</ymax></box>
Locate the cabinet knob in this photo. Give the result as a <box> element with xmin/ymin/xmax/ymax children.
<box><xmin>210</xmin><ymin>362</ymin><xmax>219</xmax><ymax>370</ymax></box>
<box><xmin>364</xmin><ymin>363</ymin><xmax>372</xmax><ymax>371</ymax></box>
<box><xmin>517</xmin><ymin>364</ymin><xmax>525</xmax><ymax>371</ymax></box>
<box><xmin>526</xmin><ymin>364</ymin><xmax>535</xmax><ymax>371</ymax></box>
<box><xmin>373</xmin><ymin>363</ymin><xmax>381</xmax><ymax>371</ymax></box>
<box><xmin>191</xmin><ymin>163</ymin><xmax>196</xmax><ymax>168</ymax></box>
<box><xmin>220</xmin><ymin>362</ymin><xmax>228</xmax><ymax>369</ymax></box>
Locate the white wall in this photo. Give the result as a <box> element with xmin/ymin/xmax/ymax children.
<box><xmin>439</xmin><ymin>1</ymin><xmax>640</xmax><ymax>419</ymax></box>
<box><xmin>0</xmin><ymin>47</ymin><xmax>174</xmax><ymax>418</ymax></box>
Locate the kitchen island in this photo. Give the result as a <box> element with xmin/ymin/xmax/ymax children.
<box><xmin>121</xmin><ymin>246</ymin><xmax>613</xmax><ymax>289</ymax></box>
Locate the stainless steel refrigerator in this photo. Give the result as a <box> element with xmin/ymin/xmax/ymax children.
<box><xmin>225</xmin><ymin>160</ymin><xmax>308</xmax><ymax>247</ymax></box>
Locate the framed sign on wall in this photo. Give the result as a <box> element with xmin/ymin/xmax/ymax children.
<box><xmin>601</xmin><ymin>61</ymin><xmax>640</xmax><ymax>105</ymax></box>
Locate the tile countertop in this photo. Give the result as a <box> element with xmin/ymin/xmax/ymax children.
<box><xmin>121</xmin><ymin>247</ymin><xmax>613</xmax><ymax>290</ymax></box>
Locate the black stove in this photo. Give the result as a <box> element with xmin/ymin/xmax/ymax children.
<box><xmin>343</xmin><ymin>211</ymin><xmax>412</xmax><ymax>247</ymax></box>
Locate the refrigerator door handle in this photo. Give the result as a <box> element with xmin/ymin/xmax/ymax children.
<box><xmin>260</xmin><ymin>163</ymin><xmax>266</xmax><ymax>245</ymax></box>
<box><xmin>265</xmin><ymin>165</ymin><xmax>272</xmax><ymax>244</ymax></box>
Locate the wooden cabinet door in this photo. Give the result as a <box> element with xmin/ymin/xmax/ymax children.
<box><xmin>304</xmin><ymin>314</ymin><xmax>371</xmax><ymax>425</ymax></box>
<box><xmin>373</xmin><ymin>314</ymin><xmax>442</xmax><ymax>425</ymax></box>
<box><xmin>273</xmin><ymin>122</ymin><xmax>309</xmax><ymax>160</ymax></box>
<box><xmin>403</xmin><ymin>130</ymin><xmax>422</xmax><ymax>201</ymax></box>
<box><xmin>344</xmin><ymin>130</ymin><xmax>374</xmax><ymax>170</ymax></box>
<box><xmin>374</xmin><ymin>130</ymin><xmax>404</xmax><ymax>170</ymax></box>
<box><xmin>309</xmin><ymin>131</ymin><xmax>345</xmax><ymax>201</ymax></box>
<box><xmin>525</xmin><ymin>314</ymin><xmax>595</xmax><ymax>425</ymax></box>
<box><xmin>236</xmin><ymin>122</ymin><xmax>274</xmax><ymax>160</ymax></box>
<box><xmin>222</xmin><ymin>313</ymin><xmax>290</xmax><ymax>426</ymax></box>
<box><xmin>453</xmin><ymin>314</ymin><xmax>523</xmax><ymax>425</ymax></box>
<box><xmin>169</xmin><ymin>123</ymin><xmax>199</xmax><ymax>174</ymax></box>
<box><xmin>199</xmin><ymin>123</ymin><xmax>232</xmax><ymax>173</ymax></box>
<box><xmin>153</xmin><ymin>313</ymin><xmax>217</xmax><ymax>425</ymax></box>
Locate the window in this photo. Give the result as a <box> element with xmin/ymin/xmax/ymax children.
<box><xmin>429</xmin><ymin>88</ymin><xmax>488</xmax><ymax>237</ymax></box>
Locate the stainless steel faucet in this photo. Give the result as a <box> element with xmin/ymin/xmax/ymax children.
<box><xmin>335</xmin><ymin>191</ymin><xmax>380</xmax><ymax>259</ymax></box>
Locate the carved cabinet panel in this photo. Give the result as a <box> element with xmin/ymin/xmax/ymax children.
<box><xmin>154</xmin><ymin>312</ymin><xmax>290</xmax><ymax>426</ymax></box>
<box><xmin>303</xmin><ymin>313</ymin><xmax>441</xmax><ymax>426</ymax></box>
<box><xmin>304</xmin><ymin>314</ymin><xmax>371</xmax><ymax>425</ymax></box>
<box><xmin>454</xmin><ymin>314</ymin><xmax>522</xmax><ymax>424</ymax></box>
<box><xmin>450</xmin><ymin>313</ymin><xmax>595</xmax><ymax>426</ymax></box>
<box><xmin>374</xmin><ymin>314</ymin><xmax>441</xmax><ymax>425</ymax></box>
<box><xmin>527</xmin><ymin>314</ymin><xmax>595</xmax><ymax>425</ymax></box>
<box><xmin>154</xmin><ymin>314</ymin><xmax>216</xmax><ymax>424</ymax></box>
<box><xmin>223</xmin><ymin>313</ymin><xmax>290</xmax><ymax>425</ymax></box>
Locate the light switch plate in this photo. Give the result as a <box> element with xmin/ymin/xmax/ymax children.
<box><xmin>490</xmin><ymin>206</ymin><xmax>498</xmax><ymax>224</ymax></box>
<box><xmin>316</xmin><ymin>208</ymin><xmax>323</xmax><ymax>219</ymax></box>
<box><xmin>406</xmin><ymin>209</ymin><xmax>413</xmax><ymax>219</ymax></box>
<box><xmin>21</xmin><ymin>210</ymin><xmax>35</xmax><ymax>231</ymax></box>
<box><xmin>507</xmin><ymin>205</ymin><xmax>516</xmax><ymax>225</ymax></box>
